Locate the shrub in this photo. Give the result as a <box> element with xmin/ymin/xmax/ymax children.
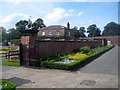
<box><xmin>41</xmin><ymin>45</ymin><xmax>113</xmax><ymax>70</ymax></box>
<box><xmin>0</xmin><ymin>48</ymin><xmax>12</xmax><ymax>51</ymax></box>
<box><xmin>79</xmin><ymin>46</ymin><xmax>91</xmax><ymax>54</ymax></box>
<box><xmin>0</xmin><ymin>80</ymin><xmax>16</xmax><ymax>90</ymax></box>
<box><xmin>67</xmin><ymin>53</ymin><xmax>87</xmax><ymax>60</ymax></box>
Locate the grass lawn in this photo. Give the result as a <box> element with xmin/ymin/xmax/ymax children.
<box><xmin>0</xmin><ymin>59</ymin><xmax>20</xmax><ymax>67</ymax></box>
<box><xmin>0</xmin><ymin>80</ymin><xmax>16</xmax><ymax>90</ymax></box>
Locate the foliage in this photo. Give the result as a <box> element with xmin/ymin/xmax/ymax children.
<box><xmin>0</xmin><ymin>59</ymin><xmax>20</xmax><ymax>67</ymax></box>
<box><xmin>87</xmin><ymin>24</ymin><xmax>101</xmax><ymax>37</ymax></box>
<box><xmin>0</xmin><ymin>27</ymin><xmax>8</xmax><ymax>46</ymax></box>
<box><xmin>67</xmin><ymin>53</ymin><xmax>88</xmax><ymax>60</ymax></box>
<box><xmin>15</xmin><ymin>20</ymin><xmax>28</xmax><ymax>30</ymax></box>
<box><xmin>15</xmin><ymin>18</ymin><xmax>46</xmax><ymax>31</ymax></box>
<box><xmin>7</xmin><ymin>28</ymin><xmax>21</xmax><ymax>42</ymax></box>
<box><xmin>72</xmin><ymin>26</ymin><xmax>86</xmax><ymax>38</ymax></box>
<box><xmin>11</xmin><ymin>39</ymin><xmax>20</xmax><ymax>45</ymax></box>
<box><xmin>41</xmin><ymin>45</ymin><xmax>113</xmax><ymax>70</ymax></box>
<box><xmin>32</xmin><ymin>18</ymin><xmax>46</xmax><ymax>30</ymax></box>
<box><xmin>0</xmin><ymin>80</ymin><xmax>16</xmax><ymax>90</ymax></box>
<box><xmin>79</xmin><ymin>46</ymin><xmax>91</xmax><ymax>54</ymax></box>
<box><xmin>102</xmin><ymin>22</ymin><xmax>120</xmax><ymax>36</ymax></box>
<box><xmin>0</xmin><ymin>47</ymin><xmax>12</xmax><ymax>51</ymax></box>
<box><xmin>79</xmin><ymin>27</ymin><xmax>86</xmax><ymax>37</ymax></box>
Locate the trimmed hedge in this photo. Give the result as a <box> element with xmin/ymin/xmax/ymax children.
<box><xmin>41</xmin><ymin>45</ymin><xmax>113</xmax><ymax>70</ymax></box>
<box><xmin>0</xmin><ymin>80</ymin><xmax>16</xmax><ymax>90</ymax></box>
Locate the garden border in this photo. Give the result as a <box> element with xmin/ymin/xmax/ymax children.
<box><xmin>41</xmin><ymin>46</ymin><xmax>114</xmax><ymax>71</ymax></box>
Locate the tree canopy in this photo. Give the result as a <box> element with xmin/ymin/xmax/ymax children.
<box><xmin>102</xmin><ymin>22</ymin><xmax>120</xmax><ymax>36</ymax></box>
<box><xmin>15</xmin><ymin>20</ymin><xmax>28</xmax><ymax>30</ymax></box>
<box><xmin>0</xmin><ymin>27</ymin><xmax>8</xmax><ymax>42</ymax></box>
<box><xmin>15</xmin><ymin>18</ymin><xmax>46</xmax><ymax>31</ymax></box>
<box><xmin>79</xmin><ymin>27</ymin><xmax>86</xmax><ymax>37</ymax></box>
<box><xmin>87</xmin><ymin>24</ymin><xmax>101</xmax><ymax>37</ymax></box>
<box><xmin>32</xmin><ymin>18</ymin><xmax>46</xmax><ymax>30</ymax></box>
<box><xmin>7</xmin><ymin>28</ymin><xmax>21</xmax><ymax>41</ymax></box>
<box><xmin>72</xmin><ymin>26</ymin><xmax>86</xmax><ymax>38</ymax></box>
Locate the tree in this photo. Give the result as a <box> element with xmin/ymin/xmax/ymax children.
<box><xmin>15</xmin><ymin>20</ymin><xmax>28</xmax><ymax>30</ymax></box>
<box><xmin>87</xmin><ymin>24</ymin><xmax>101</xmax><ymax>37</ymax></box>
<box><xmin>102</xmin><ymin>22</ymin><xmax>120</xmax><ymax>36</ymax></box>
<box><xmin>79</xmin><ymin>27</ymin><xmax>86</xmax><ymax>37</ymax></box>
<box><xmin>0</xmin><ymin>27</ymin><xmax>8</xmax><ymax>44</ymax></box>
<box><xmin>72</xmin><ymin>26</ymin><xmax>80</xmax><ymax>38</ymax></box>
<box><xmin>32</xmin><ymin>18</ymin><xmax>46</xmax><ymax>30</ymax></box>
<box><xmin>7</xmin><ymin>28</ymin><xmax>21</xmax><ymax>41</ymax></box>
<box><xmin>15</xmin><ymin>18</ymin><xmax>46</xmax><ymax>31</ymax></box>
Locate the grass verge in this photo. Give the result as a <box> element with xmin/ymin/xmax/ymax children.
<box><xmin>0</xmin><ymin>59</ymin><xmax>20</xmax><ymax>67</ymax></box>
<box><xmin>0</xmin><ymin>80</ymin><xmax>16</xmax><ymax>90</ymax></box>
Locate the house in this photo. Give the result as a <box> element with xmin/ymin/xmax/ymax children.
<box><xmin>38</xmin><ymin>22</ymin><xmax>75</xmax><ymax>38</ymax></box>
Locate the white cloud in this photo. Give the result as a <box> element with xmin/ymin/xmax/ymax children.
<box><xmin>68</xmin><ymin>9</ymin><xmax>74</xmax><ymax>13</ymax></box>
<box><xmin>77</xmin><ymin>11</ymin><xmax>83</xmax><ymax>16</ymax></box>
<box><xmin>0</xmin><ymin>13</ymin><xmax>31</xmax><ymax>29</ymax></box>
<box><xmin>4</xmin><ymin>0</ymin><xmax>24</xmax><ymax>4</ymax></box>
<box><xmin>44</xmin><ymin>7</ymin><xmax>73</xmax><ymax>25</ymax></box>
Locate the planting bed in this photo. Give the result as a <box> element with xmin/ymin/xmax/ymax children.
<box><xmin>41</xmin><ymin>45</ymin><xmax>113</xmax><ymax>70</ymax></box>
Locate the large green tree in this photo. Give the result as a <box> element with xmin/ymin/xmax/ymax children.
<box><xmin>7</xmin><ymin>28</ymin><xmax>21</xmax><ymax>41</ymax></box>
<box><xmin>72</xmin><ymin>26</ymin><xmax>79</xmax><ymax>38</ymax></box>
<box><xmin>0</xmin><ymin>27</ymin><xmax>8</xmax><ymax>43</ymax></box>
<box><xmin>32</xmin><ymin>18</ymin><xmax>46</xmax><ymax>30</ymax></box>
<box><xmin>79</xmin><ymin>27</ymin><xmax>86</xmax><ymax>37</ymax></box>
<box><xmin>87</xmin><ymin>24</ymin><xmax>101</xmax><ymax>37</ymax></box>
<box><xmin>15</xmin><ymin>20</ymin><xmax>28</xmax><ymax>30</ymax></box>
<box><xmin>102</xmin><ymin>22</ymin><xmax>120</xmax><ymax>36</ymax></box>
<box><xmin>15</xmin><ymin>18</ymin><xmax>46</xmax><ymax>31</ymax></box>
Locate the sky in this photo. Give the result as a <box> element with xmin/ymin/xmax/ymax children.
<box><xmin>0</xmin><ymin>0</ymin><xmax>119</xmax><ymax>34</ymax></box>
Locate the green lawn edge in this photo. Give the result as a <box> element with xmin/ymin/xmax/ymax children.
<box><xmin>0</xmin><ymin>80</ymin><xmax>16</xmax><ymax>90</ymax></box>
<box><xmin>0</xmin><ymin>60</ymin><xmax>20</xmax><ymax>67</ymax></box>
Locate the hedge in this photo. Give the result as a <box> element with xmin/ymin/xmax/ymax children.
<box><xmin>41</xmin><ymin>45</ymin><xmax>113</xmax><ymax>70</ymax></box>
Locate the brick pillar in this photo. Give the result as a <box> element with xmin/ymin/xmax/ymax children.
<box><xmin>19</xmin><ymin>29</ymin><xmax>39</xmax><ymax>67</ymax></box>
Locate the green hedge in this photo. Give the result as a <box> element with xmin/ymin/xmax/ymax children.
<box><xmin>0</xmin><ymin>80</ymin><xmax>16</xmax><ymax>90</ymax></box>
<box><xmin>41</xmin><ymin>45</ymin><xmax>113</xmax><ymax>70</ymax></box>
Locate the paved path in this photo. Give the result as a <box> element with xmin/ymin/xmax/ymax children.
<box><xmin>1</xmin><ymin>46</ymin><xmax>119</xmax><ymax>88</ymax></box>
<box><xmin>79</xmin><ymin>46</ymin><xmax>119</xmax><ymax>75</ymax></box>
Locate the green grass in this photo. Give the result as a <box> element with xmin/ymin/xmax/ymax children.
<box><xmin>0</xmin><ymin>80</ymin><xmax>16</xmax><ymax>90</ymax></box>
<box><xmin>0</xmin><ymin>59</ymin><xmax>20</xmax><ymax>67</ymax></box>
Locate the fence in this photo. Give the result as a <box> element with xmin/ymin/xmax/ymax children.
<box><xmin>5</xmin><ymin>50</ymin><xmax>19</xmax><ymax>59</ymax></box>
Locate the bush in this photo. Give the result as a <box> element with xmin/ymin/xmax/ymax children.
<box><xmin>0</xmin><ymin>48</ymin><xmax>12</xmax><ymax>51</ymax></box>
<box><xmin>79</xmin><ymin>46</ymin><xmax>91</xmax><ymax>54</ymax></box>
<box><xmin>0</xmin><ymin>80</ymin><xmax>16</xmax><ymax>90</ymax></box>
<box><xmin>41</xmin><ymin>45</ymin><xmax>113</xmax><ymax>70</ymax></box>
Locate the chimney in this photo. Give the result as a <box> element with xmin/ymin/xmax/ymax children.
<box><xmin>67</xmin><ymin>22</ymin><xmax>70</xmax><ymax>29</ymax></box>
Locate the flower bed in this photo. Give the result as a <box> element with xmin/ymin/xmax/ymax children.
<box><xmin>41</xmin><ymin>45</ymin><xmax>113</xmax><ymax>70</ymax></box>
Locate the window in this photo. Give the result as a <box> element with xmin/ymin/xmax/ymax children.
<box><xmin>42</xmin><ymin>32</ymin><xmax>45</xmax><ymax>36</ymax></box>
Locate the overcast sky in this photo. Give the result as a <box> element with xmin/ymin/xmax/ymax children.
<box><xmin>0</xmin><ymin>0</ymin><xmax>119</xmax><ymax>33</ymax></box>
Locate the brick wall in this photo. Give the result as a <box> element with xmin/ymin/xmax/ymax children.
<box><xmin>79</xmin><ymin>36</ymin><xmax>120</xmax><ymax>46</ymax></box>
<box><xmin>35</xmin><ymin>40</ymin><xmax>103</xmax><ymax>58</ymax></box>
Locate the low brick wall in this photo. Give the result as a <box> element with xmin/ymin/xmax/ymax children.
<box><xmin>35</xmin><ymin>40</ymin><xmax>103</xmax><ymax>58</ymax></box>
<box><xmin>80</xmin><ymin>36</ymin><xmax>120</xmax><ymax>46</ymax></box>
